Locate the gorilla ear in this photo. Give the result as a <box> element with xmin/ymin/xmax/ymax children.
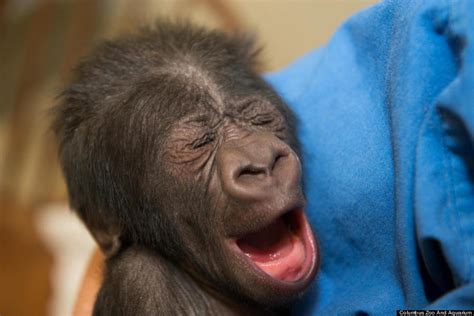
<box><xmin>88</xmin><ymin>225</ymin><xmax>122</xmax><ymax>258</ymax></box>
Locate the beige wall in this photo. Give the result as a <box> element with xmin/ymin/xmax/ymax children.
<box><xmin>219</xmin><ymin>0</ymin><xmax>378</xmax><ymax>70</ymax></box>
<box><xmin>117</xmin><ymin>0</ymin><xmax>378</xmax><ymax>70</ymax></box>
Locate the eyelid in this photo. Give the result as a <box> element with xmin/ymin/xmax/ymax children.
<box><xmin>191</xmin><ymin>132</ymin><xmax>215</xmax><ymax>149</ymax></box>
<box><xmin>250</xmin><ymin>113</ymin><xmax>274</xmax><ymax>125</ymax></box>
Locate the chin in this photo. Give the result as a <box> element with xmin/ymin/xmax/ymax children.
<box><xmin>227</xmin><ymin>207</ymin><xmax>319</xmax><ymax>303</ymax></box>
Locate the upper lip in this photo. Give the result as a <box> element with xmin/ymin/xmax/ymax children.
<box><xmin>231</xmin><ymin>195</ymin><xmax>306</xmax><ymax>238</ymax></box>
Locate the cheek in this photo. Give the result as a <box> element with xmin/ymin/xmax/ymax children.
<box><xmin>170</xmin><ymin>169</ymin><xmax>223</xmax><ymax>243</ymax></box>
<box><xmin>162</xmin><ymin>141</ymin><xmax>216</xmax><ymax>176</ymax></box>
<box><xmin>156</xmin><ymin>149</ymin><xmax>230</xmax><ymax>262</ymax></box>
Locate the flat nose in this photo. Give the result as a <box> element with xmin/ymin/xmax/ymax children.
<box><xmin>217</xmin><ymin>133</ymin><xmax>301</xmax><ymax>200</ymax></box>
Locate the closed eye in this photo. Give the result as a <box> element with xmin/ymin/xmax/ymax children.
<box><xmin>251</xmin><ymin>114</ymin><xmax>274</xmax><ymax>126</ymax></box>
<box><xmin>191</xmin><ymin>132</ymin><xmax>216</xmax><ymax>149</ymax></box>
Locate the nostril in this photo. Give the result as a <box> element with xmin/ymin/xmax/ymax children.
<box><xmin>271</xmin><ymin>150</ymin><xmax>290</xmax><ymax>172</ymax></box>
<box><xmin>236</xmin><ymin>152</ymin><xmax>289</xmax><ymax>180</ymax></box>
<box><xmin>237</xmin><ymin>164</ymin><xmax>268</xmax><ymax>179</ymax></box>
<box><xmin>271</xmin><ymin>153</ymin><xmax>285</xmax><ymax>171</ymax></box>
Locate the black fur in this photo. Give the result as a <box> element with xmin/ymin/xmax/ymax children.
<box><xmin>53</xmin><ymin>21</ymin><xmax>312</xmax><ymax>316</ymax></box>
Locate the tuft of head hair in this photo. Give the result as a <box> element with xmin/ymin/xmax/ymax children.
<box><xmin>52</xmin><ymin>20</ymin><xmax>261</xmax><ymax>147</ymax></box>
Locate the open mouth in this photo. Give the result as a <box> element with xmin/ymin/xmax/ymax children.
<box><xmin>235</xmin><ymin>208</ymin><xmax>316</xmax><ymax>282</ymax></box>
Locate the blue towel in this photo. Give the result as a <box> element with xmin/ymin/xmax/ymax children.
<box><xmin>266</xmin><ymin>0</ymin><xmax>474</xmax><ymax>314</ymax></box>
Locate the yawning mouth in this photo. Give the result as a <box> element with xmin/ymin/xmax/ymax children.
<box><xmin>234</xmin><ymin>208</ymin><xmax>317</xmax><ymax>282</ymax></box>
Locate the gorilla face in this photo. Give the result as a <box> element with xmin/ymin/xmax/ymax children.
<box><xmin>159</xmin><ymin>90</ymin><xmax>319</xmax><ymax>305</ymax></box>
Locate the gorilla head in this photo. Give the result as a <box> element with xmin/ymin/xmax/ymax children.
<box><xmin>53</xmin><ymin>22</ymin><xmax>318</xmax><ymax>315</ymax></box>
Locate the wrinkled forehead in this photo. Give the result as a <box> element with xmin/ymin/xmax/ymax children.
<box><xmin>150</xmin><ymin>76</ymin><xmax>219</xmax><ymax>125</ymax></box>
<box><xmin>150</xmin><ymin>66</ymin><xmax>275</xmax><ymax>123</ymax></box>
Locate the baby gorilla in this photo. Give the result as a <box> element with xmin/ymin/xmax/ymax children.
<box><xmin>53</xmin><ymin>22</ymin><xmax>319</xmax><ymax>315</ymax></box>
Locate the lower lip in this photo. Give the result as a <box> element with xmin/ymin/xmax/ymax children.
<box><xmin>232</xmin><ymin>208</ymin><xmax>318</xmax><ymax>284</ymax></box>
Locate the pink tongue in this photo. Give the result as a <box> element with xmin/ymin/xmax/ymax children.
<box><xmin>236</xmin><ymin>217</ymin><xmax>307</xmax><ymax>281</ymax></box>
<box><xmin>237</xmin><ymin>218</ymin><xmax>293</xmax><ymax>262</ymax></box>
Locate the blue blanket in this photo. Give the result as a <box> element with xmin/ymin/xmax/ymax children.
<box><xmin>266</xmin><ymin>0</ymin><xmax>474</xmax><ymax>314</ymax></box>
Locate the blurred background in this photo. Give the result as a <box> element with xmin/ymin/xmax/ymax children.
<box><xmin>0</xmin><ymin>0</ymin><xmax>376</xmax><ymax>315</ymax></box>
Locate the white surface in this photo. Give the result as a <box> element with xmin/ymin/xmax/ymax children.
<box><xmin>36</xmin><ymin>204</ymin><xmax>96</xmax><ymax>316</ymax></box>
